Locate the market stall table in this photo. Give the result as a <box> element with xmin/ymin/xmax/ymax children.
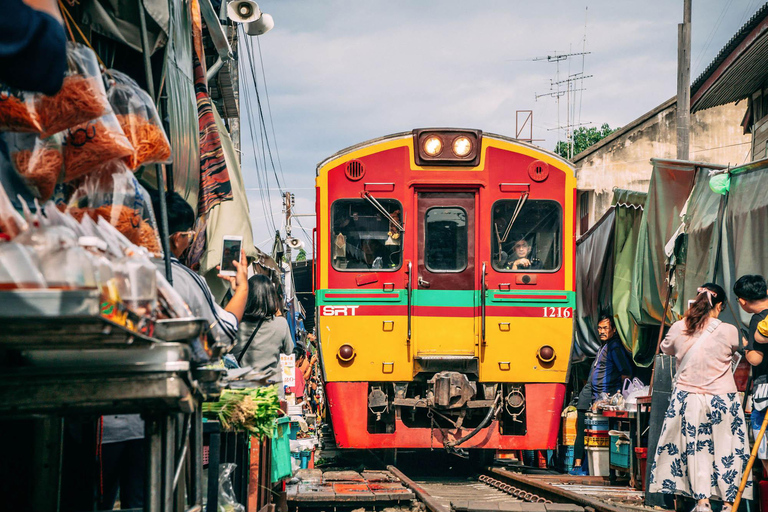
<box><xmin>0</xmin><ymin>295</ymin><xmax>211</xmax><ymax>512</ymax></box>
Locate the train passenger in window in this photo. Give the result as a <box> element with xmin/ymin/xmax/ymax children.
<box><xmin>506</xmin><ymin>237</ymin><xmax>542</xmax><ymax>271</ymax></box>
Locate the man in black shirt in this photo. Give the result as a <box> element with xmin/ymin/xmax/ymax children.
<box><xmin>735</xmin><ymin>275</ymin><xmax>768</xmax><ymax>475</ymax></box>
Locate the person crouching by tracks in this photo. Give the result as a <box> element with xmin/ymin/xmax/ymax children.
<box><xmin>648</xmin><ymin>283</ymin><xmax>751</xmax><ymax>512</ymax></box>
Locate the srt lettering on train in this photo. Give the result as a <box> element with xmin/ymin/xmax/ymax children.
<box><xmin>322</xmin><ymin>306</ymin><xmax>359</xmax><ymax>316</ymax></box>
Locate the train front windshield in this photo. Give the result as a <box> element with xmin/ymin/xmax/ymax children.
<box><xmin>491</xmin><ymin>199</ymin><xmax>562</xmax><ymax>272</ymax></box>
<box><xmin>331</xmin><ymin>198</ymin><xmax>403</xmax><ymax>271</ymax></box>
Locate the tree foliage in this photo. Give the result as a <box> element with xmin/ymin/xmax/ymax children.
<box><xmin>555</xmin><ymin>123</ymin><xmax>618</xmax><ymax>159</ymax></box>
<box><xmin>295</xmin><ymin>249</ymin><xmax>307</xmax><ymax>262</ymax></box>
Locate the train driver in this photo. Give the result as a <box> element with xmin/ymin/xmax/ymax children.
<box><xmin>507</xmin><ymin>237</ymin><xmax>542</xmax><ymax>271</ymax></box>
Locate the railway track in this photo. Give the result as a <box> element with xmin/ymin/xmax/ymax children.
<box><xmin>286</xmin><ymin>465</ymin><xmax>605</xmax><ymax>512</ymax></box>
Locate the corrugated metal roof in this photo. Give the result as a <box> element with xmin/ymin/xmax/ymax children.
<box><xmin>691</xmin><ymin>2</ymin><xmax>768</xmax><ymax>112</ymax></box>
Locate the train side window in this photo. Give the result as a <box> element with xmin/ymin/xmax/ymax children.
<box><xmin>331</xmin><ymin>199</ymin><xmax>403</xmax><ymax>271</ymax></box>
<box><xmin>425</xmin><ymin>207</ymin><xmax>468</xmax><ymax>272</ymax></box>
<box><xmin>491</xmin><ymin>199</ymin><xmax>561</xmax><ymax>272</ymax></box>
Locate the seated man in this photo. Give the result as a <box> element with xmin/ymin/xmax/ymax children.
<box><xmin>507</xmin><ymin>237</ymin><xmax>542</xmax><ymax>271</ymax></box>
<box><xmin>570</xmin><ymin>315</ymin><xmax>633</xmax><ymax>475</ymax></box>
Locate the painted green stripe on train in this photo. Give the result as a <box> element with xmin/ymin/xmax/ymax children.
<box><xmin>318</xmin><ymin>289</ymin><xmax>575</xmax><ymax>308</ymax></box>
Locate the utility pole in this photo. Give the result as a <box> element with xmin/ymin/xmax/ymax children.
<box><xmin>677</xmin><ymin>0</ymin><xmax>692</xmax><ymax>160</ymax></box>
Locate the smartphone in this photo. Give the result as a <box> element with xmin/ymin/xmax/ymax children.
<box><xmin>220</xmin><ymin>235</ymin><xmax>243</xmax><ymax>276</ymax></box>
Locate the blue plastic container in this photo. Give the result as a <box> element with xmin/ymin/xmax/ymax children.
<box><xmin>609</xmin><ymin>434</ymin><xmax>632</xmax><ymax>470</ymax></box>
<box><xmin>562</xmin><ymin>445</ymin><xmax>575</xmax><ymax>472</ymax></box>
<box><xmin>289</xmin><ymin>419</ymin><xmax>300</xmax><ymax>440</ymax></box>
<box><xmin>271</xmin><ymin>417</ymin><xmax>292</xmax><ymax>482</ymax></box>
<box><xmin>300</xmin><ymin>450</ymin><xmax>311</xmax><ymax>469</ymax></box>
<box><xmin>584</xmin><ymin>414</ymin><xmax>609</xmax><ymax>431</ymax></box>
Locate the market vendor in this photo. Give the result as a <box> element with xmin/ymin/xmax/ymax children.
<box><xmin>570</xmin><ymin>314</ymin><xmax>633</xmax><ymax>475</ymax></box>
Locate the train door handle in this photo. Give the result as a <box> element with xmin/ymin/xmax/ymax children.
<box><xmin>418</xmin><ymin>277</ymin><xmax>430</xmax><ymax>288</ymax></box>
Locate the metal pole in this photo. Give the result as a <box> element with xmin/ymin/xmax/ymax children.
<box><xmin>676</xmin><ymin>0</ymin><xmax>692</xmax><ymax>160</ymax></box>
<box><xmin>138</xmin><ymin>0</ymin><xmax>174</xmax><ymax>283</ymax></box>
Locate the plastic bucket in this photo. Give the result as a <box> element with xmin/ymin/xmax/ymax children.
<box><xmin>587</xmin><ymin>446</ymin><xmax>609</xmax><ymax>477</ymax></box>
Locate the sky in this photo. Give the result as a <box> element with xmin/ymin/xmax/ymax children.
<box><xmin>237</xmin><ymin>0</ymin><xmax>766</xmax><ymax>256</ymax></box>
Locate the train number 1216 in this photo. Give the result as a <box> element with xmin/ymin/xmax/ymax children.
<box><xmin>542</xmin><ymin>307</ymin><xmax>572</xmax><ymax>318</ymax></box>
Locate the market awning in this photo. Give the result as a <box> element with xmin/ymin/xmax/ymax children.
<box><xmin>574</xmin><ymin>207</ymin><xmax>616</xmax><ymax>361</ymax></box>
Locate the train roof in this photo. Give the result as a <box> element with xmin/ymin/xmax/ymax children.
<box><xmin>316</xmin><ymin>129</ymin><xmax>575</xmax><ymax>176</ymax></box>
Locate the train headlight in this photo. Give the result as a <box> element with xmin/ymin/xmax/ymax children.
<box><xmin>537</xmin><ymin>345</ymin><xmax>555</xmax><ymax>363</ymax></box>
<box><xmin>423</xmin><ymin>135</ymin><xmax>443</xmax><ymax>157</ymax></box>
<box><xmin>338</xmin><ymin>344</ymin><xmax>355</xmax><ymax>362</ymax></box>
<box><xmin>452</xmin><ymin>136</ymin><xmax>472</xmax><ymax>157</ymax></box>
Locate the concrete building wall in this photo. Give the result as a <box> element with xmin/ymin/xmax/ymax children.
<box><xmin>574</xmin><ymin>101</ymin><xmax>750</xmax><ymax>234</ymax></box>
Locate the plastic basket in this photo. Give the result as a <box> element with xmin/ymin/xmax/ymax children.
<box><xmin>609</xmin><ymin>434</ymin><xmax>632</xmax><ymax>469</ymax></box>
<box><xmin>562</xmin><ymin>445</ymin><xmax>575</xmax><ymax>472</ymax></box>
<box><xmin>585</xmin><ymin>435</ymin><xmax>609</xmax><ymax>447</ymax></box>
<box><xmin>585</xmin><ymin>414</ymin><xmax>609</xmax><ymax>431</ymax></box>
<box><xmin>271</xmin><ymin>417</ymin><xmax>292</xmax><ymax>482</ymax></box>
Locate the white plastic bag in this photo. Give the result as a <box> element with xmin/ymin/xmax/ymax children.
<box><xmin>621</xmin><ymin>377</ymin><xmax>645</xmax><ymax>399</ymax></box>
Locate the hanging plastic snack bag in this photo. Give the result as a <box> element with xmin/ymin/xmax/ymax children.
<box><xmin>106</xmin><ymin>70</ymin><xmax>172</xmax><ymax>170</ymax></box>
<box><xmin>66</xmin><ymin>164</ymin><xmax>162</xmax><ymax>256</ymax></box>
<box><xmin>0</xmin><ymin>86</ymin><xmax>40</xmax><ymax>133</ymax></box>
<box><xmin>36</xmin><ymin>43</ymin><xmax>111</xmax><ymax>138</ymax></box>
<box><xmin>62</xmin><ymin>113</ymin><xmax>134</xmax><ymax>182</ymax></box>
<box><xmin>0</xmin><ymin>181</ymin><xmax>27</xmax><ymax>238</ymax></box>
<box><xmin>5</xmin><ymin>132</ymin><xmax>63</xmax><ymax>201</ymax></box>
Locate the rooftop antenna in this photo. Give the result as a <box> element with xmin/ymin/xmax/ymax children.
<box><xmin>534</xmin><ymin>30</ymin><xmax>591</xmax><ymax>158</ymax></box>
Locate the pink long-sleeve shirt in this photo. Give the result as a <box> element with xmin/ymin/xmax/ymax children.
<box><xmin>661</xmin><ymin>318</ymin><xmax>740</xmax><ymax>395</ymax></box>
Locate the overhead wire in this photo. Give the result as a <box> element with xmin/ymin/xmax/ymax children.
<box><xmin>692</xmin><ymin>0</ymin><xmax>735</xmax><ymax>75</ymax></box>
<box><xmin>239</xmin><ymin>25</ymin><xmax>277</xmax><ymax>234</ymax></box>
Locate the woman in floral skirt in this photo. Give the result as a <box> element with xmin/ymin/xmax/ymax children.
<box><xmin>649</xmin><ymin>283</ymin><xmax>751</xmax><ymax>512</ymax></box>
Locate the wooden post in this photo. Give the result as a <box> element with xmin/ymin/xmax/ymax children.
<box><xmin>676</xmin><ymin>0</ymin><xmax>692</xmax><ymax>160</ymax></box>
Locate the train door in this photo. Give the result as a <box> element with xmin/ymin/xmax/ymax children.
<box><xmin>413</xmin><ymin>192</ymin><xmax>477</xmax><ymax>356</ymax></box>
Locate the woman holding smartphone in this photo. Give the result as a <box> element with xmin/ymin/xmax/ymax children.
<box><xmin>236</xmin><ymin>275</ymin><xmax>294</xmax><ymax>391</ymax></box>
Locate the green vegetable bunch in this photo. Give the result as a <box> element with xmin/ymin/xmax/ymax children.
<box><xmin>202</xmin><ymin>386</ymin><xmax>281</xmax><ymax>438</ymax></box>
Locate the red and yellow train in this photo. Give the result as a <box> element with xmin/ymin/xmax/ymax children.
<box><xmin>314</xmin><ymin>129</ymin><xmax>576</xmax><ymax>455</ymax></box>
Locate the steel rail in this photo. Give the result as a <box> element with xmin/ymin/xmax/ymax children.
<box><xmin>387</xmin><ymin>465</ymin><xmax>451</xmax><ymax>512</ymax></box>
<box><xmin>489</xmin><ymin>467</ymin><xmax>629</xmax><ymax>512</ymax></box>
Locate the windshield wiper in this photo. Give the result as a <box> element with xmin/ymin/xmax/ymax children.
<box><xmin>361</xmin><ymin>191</ymin><xmax>404</xmax><ymax>232</ymax></box>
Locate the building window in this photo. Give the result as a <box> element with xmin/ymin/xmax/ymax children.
<box><xmin>491</xmin><ymin>200</ymin><xmax>562</xmax><ymax>272</ymax></box>
<box><xmin>331</xmin><ymin>199</ymin><xmax>403</xmax><ymax>271</ymax></box>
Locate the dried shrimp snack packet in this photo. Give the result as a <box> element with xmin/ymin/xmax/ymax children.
<box><xmin>107</xmin><ymin>70</ymin><xmax>172</xmax><ymax>170</ymax></box>
<box><xmin>6</xmin><ymin>133</ymin><xmax>63</xmax><ymax>201</ymax></box>
<box><xmin>0</xmin><ymin>86</ymin><xmax>40</xmax><ymax>133</ymax></box>
<box><xmin>66</xmin><ymin>165</ymin><xmax>162</xmax><ymax>256</ymax></box>
<box><xmin>62</xmin><ymin>113</ymin><xmax>134</xmax><ymax>182</ymax></box>
<box><xmin>35</xmin><ymin>43</ymin><xmax>111</xmax><ymax>138</ymax></box>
